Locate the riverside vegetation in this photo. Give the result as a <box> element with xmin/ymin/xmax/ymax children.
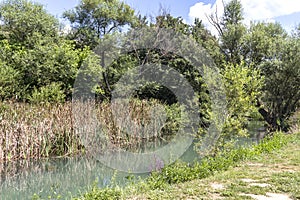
<box><xmin>0</xmin><ymin>0</ymin><xmax>299</xmax><ymax>199</ymax></box>
<box><xmin>70</xmin><ymin>131</ymin><xmax>300</xmax><ymax>200</ymax></box>
<box><xmin>0</xmin><ymin>99</ymin><xmax>182</xmax><ymax>161</ymax></box>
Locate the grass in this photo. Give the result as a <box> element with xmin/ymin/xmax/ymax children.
<box><xmin>125</xmin><ymin>132</ymin><xmax>300</xmax><ymax>199</ymax></box>
<box><xmin>0</xmin><ymin>99</ymin><xmax>181</xmax><ymax>162</ymax></box>
<box><xmin>74</xmin><ymin>132</ymin><xmax>300</xmax><ymax>200</ymax></box>
<box><xmin>0</xmin><ymin>102</ymin><xmax>80</xmax><ymax>161</ymax></box>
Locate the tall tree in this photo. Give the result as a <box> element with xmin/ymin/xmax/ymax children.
<box><xmin>191</xmin><ymin>18</ymin><xmax>223</xmax><ymax>66</ymax></box>
<box><xmin>209</xmin><ymin>0</ymin><xmax>246</xmax><ymax>65</ymax></box>
<box><xmin>258</xmin><ymin>36</ymin><xmax>300</xmax><ymax>132</ymax></box>
<box><xmin>0</xmin><ymin>0</ymin><xmax>59</xmax><ymax>48</ymax></box>
<box><xmin>63</xmin><ymin>0</ymin><xmax>137</xmax><ymax>96</ymax></box>
<box><xmin>242</xmin><ymin>22</ymin><xmax>287</xmax><ymax>65</ymax></box>
<box><xmin>0</xmin><ymin>0</ymin><xmax>95</xmax><ymax>102</ymax></box>
<box><xmin>240</xmin><ymin>21</ymin><xmax>299</xmax><ymax>132</ymax></box>
<box><xmin>63</xmin><ymin>0</ymin><xmax>137</xmax><ymax>49</ymax></box>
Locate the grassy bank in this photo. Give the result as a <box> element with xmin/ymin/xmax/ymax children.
<box><xmin>74</xmin><ymin>132</ymin><xmax>300</xmax><ymax>200</ymax></box>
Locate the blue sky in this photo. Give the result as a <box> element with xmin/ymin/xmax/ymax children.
<box><xmin>33</xmin><ymin>0</ymin><xmax>213</xmax><ymax>22</ymax></box>
<box><xmin>9</xmin><ymin>0</ymin><xmax>300</xmax><ymax>34</ymax></box>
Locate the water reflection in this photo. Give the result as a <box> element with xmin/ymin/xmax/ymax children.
<box><xmin>0</xmin><ymin>143</ymin><xmax>198</xmax><ymax>200</ymax></box>
<box><xmin>0</xmin><ymin>156</ymin><xmax>143</xmax><ymax>199</ymax></box>
<box><xmin>0</xmin><ymin>120</ymin><xmax>264</xmax><ymax>200</ymax></box>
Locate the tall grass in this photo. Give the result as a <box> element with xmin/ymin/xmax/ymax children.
<box><xmin>72</xmin><ymin>99</ymin><xmax>182</xmax><ymax>155</ymax></box>
<box><xmin>0</xmin><ymin>102</ymin><xmax>80</xmax><ymax>162</ymax></box>
<box><xmin>0</xmin><ymin>99</ymin><xmax>182</xmax><ymax>162</ymax></box>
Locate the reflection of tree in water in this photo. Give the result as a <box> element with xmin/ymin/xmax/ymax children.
<box><xmin>0</xmin><ymin>157</ymin><xmax>133</xmax><ymax>199</ymax></box>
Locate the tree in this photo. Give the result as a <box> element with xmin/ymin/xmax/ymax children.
<box><xmin>0</xmin><ymin>0</ymin><xmax>59</xmax><ymax>48</ymax></box>
<box><xmin>208</xmin><ymin>0</ymin><xmax>299</xmax><ymax>133</ymax></box>
<box><xmin>242</xmin><ymin>22</ymin><xmax>287</xmax><ymax>65</ymax></box>
<box><xmin>240</xmin><ymin>21</ymin><xmax>298</xmax><ymax>132</ymax></box>
<box><xmin>191</xmin><ymin>18</ymin><xmax>223</xmax><ymax>66</ymax></box>
<box><xmin>63</xmin><ymin>0</ymin><xmax>137</xmax><ymax>96</ymax></box>
<box><xmin>209</xmin><ymin>0</ymin><xmax>246</xmax><ymax>65</ymax></box>
<box><xmin>153</xmin><ymin>13</ymin><xmax>190</xmax><ymax>35</ymax></box>
<box><xmin>63</xmin><ymin>0</ymin><xmax>137</xmax><ymax>49</ymax></box>
<box><xmin>258</xmin><ymin>37</ymin><xmax>300</xmax><ymax>132</ymax></box>
<box><xmin>0</xmin><ymin>0</ymin><xmax>97</xmax><ymax>102</ymax></box>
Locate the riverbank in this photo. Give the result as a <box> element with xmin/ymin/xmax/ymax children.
<box><xmin>74</xmin><ymin>132</ymin><xmax>300</xmax><ymax>200</ymax></box>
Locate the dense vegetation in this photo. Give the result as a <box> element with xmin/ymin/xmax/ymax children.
<box><xmin>0</xmin><ymin>0</ymin><xmax>299</xmax><ymax>182</ymax></box>
<box><xmin>0</xmin><ymin>0</ymin><xmax>299</xmax><ymax>199</ymax></box>
<box><xmin>0</xmin><ymin>0</ymin><xmax>299</xmax><ymax>160</ymax></box>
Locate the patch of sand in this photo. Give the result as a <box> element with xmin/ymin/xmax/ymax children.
<box><xmin>210</xmin><ymin>183</ymin><xmax>225</xmax><ymax>190</ymax></box>
<box><xmin>241</xmin><ymin>178</ymin><xmax>257</xmax><ymax>183</ymax></box>
<box><xmin>240</xmin><ymin>193</ymin><xmax>292</xmax><ymax>200</ymax></box>
<box><xmin>249</xmin><ymin>183</ymin><xmax>271</xmax><ymax>187</ymax></box>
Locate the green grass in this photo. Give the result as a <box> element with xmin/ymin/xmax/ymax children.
<box><xmin>72</xmin><ymin>132</ymin><xmax>300</xmax><ymax>200</ymax></box>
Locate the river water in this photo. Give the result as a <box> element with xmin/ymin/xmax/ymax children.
<box><xmin>0</xmin><ymin>120</ymin><xmax>263</xmax><ymax>199</ymax></box>
<box><xmin>0</xmin><ymin>142</ymin><xmax>199</xmax><ymax>200</ymax></box>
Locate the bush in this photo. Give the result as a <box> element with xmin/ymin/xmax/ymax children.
<box><xmin>0</xmin><ymin>62</ymin><xmax>20</xmax><ymax>100</ymax></box>
<box><xmin>28</xmin><ymin>82</ymin><xmax>66</xmax><ymax>103</ymax></box>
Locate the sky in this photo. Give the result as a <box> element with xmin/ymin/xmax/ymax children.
<box><xmin>9</xmin><ymin>0</ymin><xmax>300</xmax><ymax>35</ymax></box>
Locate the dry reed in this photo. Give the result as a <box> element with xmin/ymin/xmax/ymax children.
<box><xmin>0</xmin><ymin>99</ymin><xmax>181</xmax><ymax>162</ymax></box>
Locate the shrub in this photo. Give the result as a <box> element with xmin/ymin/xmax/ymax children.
<box><xmin>28</xmin><ymin>82</ymin><xmax>66</xmax><ymax>103</ymax></box>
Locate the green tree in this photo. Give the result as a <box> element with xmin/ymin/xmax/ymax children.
<box><xmin>242</xmin><ymin>22</ymin><xmax>287</xmax><ymax>65</ymax></box>
<box><xmin>63</xmin><ymin>0</ymin><xmax>137</xmax><ymax>49</ymax></box>
<box><xmin>63</xmin><ymin>0</ymin><xmax>137</xmax><ymax>96</ymax></box>
<box><xmin>241</xmin><ymin>21</ymin><xmax>298</xmax><ymax>132</ymax></box>
<box><xmin>0</xmin><ymin>0</ymin><xmax>59</xmax><ymax>48</ymax></box>
<box><xmin>258</xmin><ymin>37</ymin><xmax>300</xmax><ymax>132</ymax></box>
<box><xmin>0</xmin><ymin>0</ymin><xmax>98</xmax><ymax>102</ymax></box>
<box><xmin>209</xmin><ymin>0</ymin><xmax>246</xmax><ymax>65</ymax></box>
<box><xmin>153</xmin><ymin>13</ymin><xmax>190</xmax><ymax>35</ymax></box>
<box><xmin>191</xmin><ymin>18</ymin><xmax>223</xmax><ymax>66</ymax></box>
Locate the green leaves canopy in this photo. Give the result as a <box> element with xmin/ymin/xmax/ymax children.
<box><xmin>63</xmin><ymin>0</ymin><xmax>137</xmax><ymax>49</ymax></box>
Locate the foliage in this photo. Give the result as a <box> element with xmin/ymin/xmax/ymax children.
<box><xmin>208</xmin><ymin>0</ymin><xmax>299</xmax><ymax>133</ymax></box>
<box><xmin>0</xmin><ymin>0</ymin><xmax>59</xmax><ymax>47</ymax></box>
<box><xmin>0</xmin><ymin>0</ymin><xmax>99</xmax><ymax>102</ymax></box>
<box><xmin>0</xmin><ymin>60</ymin><xmax>20</xmax><ymax>100</ymax></box>
<box><xmin>196</xmin><ymin>62</ymin><xmax>263</xmax><ymax>155</ymax></box>
<box><xmin>63</xmin><ymin>0</ymin><xmax>137</xmax><ymax>49</ymax></box>
<box><xmin>242</xmin><ymin>22</ymin><xmax>287</xmax><ymax>65</ymax></box>
<box><xmin>258</xmin><ymin>37</ymin><xmax>300</xmax><ymax>131</ymax></box>
<box><xmin>28</xmin><ymin>82</ymin><xmax>66</xmax><ymax>104</ymax></box>
<box><xmin>0</xmin><ymin>38</ymin><xmax>89</xmax><ymax>100</ymax></box>
<box><xmin>79</xmin><ymin>187</ymin><xmax>122</xmax><ymax>200</ymax></box>
<box><xmin>240</xmin><ymin>20</ymin><xmax>299</xmax><ymax>131</ymax></box>
<box><xmin>154</xmin><ymin>13</ymin><xmax>190</xmax><ymax>35</ymax></box>
<box><xmin>209</xmin><ymin>0</ymin><xmax>246</xmax><ymax>65</ymax></box>
<box><xmin>221</xmin><ymin>62</ymin><xmax>263</xmax><ymax>138</ymax></box>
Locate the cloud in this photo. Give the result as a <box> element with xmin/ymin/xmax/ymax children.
<box><xmin>60</xmin><ymin>24</ymin><xmax>72</xmax><ymax>35</ymax></box>
<box><xmin>189</xmin><ymin>0</ymin><xmax>300</xmax><ymax>35</ymax></box>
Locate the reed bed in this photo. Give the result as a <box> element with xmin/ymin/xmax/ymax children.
<box><xmin>0</xmin><ymin>99</ymin><xmax>182</xmax><ymax>163</ymax></box>
<box><xmin>0</xmin><ymin>102</ymin><xmax>80</xmax><ymax>162</ymax></box>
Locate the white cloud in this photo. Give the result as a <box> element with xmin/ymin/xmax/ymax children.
<box><xmin>60</xmin><ymin>24</ymin><xmax>72</xmax><ymax>35</ymax></box>
<box><xmin>189</xmin><ymin>0</ymin><xmax>300</xmax><ymax>35</ymax></box>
